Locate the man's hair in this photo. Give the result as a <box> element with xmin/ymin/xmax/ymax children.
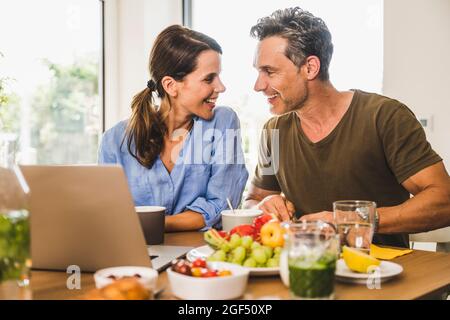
<box><xmin>250</xmin><ymin>7</ymin><xmax>333</xmax><ymax>81</ymax></box>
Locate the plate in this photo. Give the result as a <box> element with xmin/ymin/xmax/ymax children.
<box><xmin>335</xmin><ymin>259</ymin><xmax>403</xmax><ymax>284</ymax></box>
<box><xmin>186</xmin><ymin>245</ymin><xmax>279</xmax><ymax>276</ymax></box>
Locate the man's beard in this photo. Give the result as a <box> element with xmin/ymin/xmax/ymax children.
<box><xmin>284</xmin><ymin>85</ymin><xmax>309</xmax><ymax>113</ymax></box>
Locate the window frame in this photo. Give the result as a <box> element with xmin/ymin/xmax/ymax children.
<box><xmin>99</xmin><ymin>0</ymin><xmax>106</xmax><ymax>132</ymax></box>
<box><xmin>183</xmin><ymin>0</ymin><xmax>193</xmax><ymax>27</ymax></box>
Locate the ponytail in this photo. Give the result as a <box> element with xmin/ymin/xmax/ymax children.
<box><xmin>125</xmin><ymin>86</ymin><xmax>167</xmax><ymax>169</ymax></box>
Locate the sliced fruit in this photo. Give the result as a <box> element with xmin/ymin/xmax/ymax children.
<box><xmin>217</xmin><ymin>230</ymin><xmax>230</xmax><ymax>240</ymax></box>
<box><xmin>342</xmin><ymin>246</ymin><xmax>381</xmax><ymax>273</ymax></box>
<box><xmin>229</xmin><ymin>224</ymin><xmax>256</xmax><ymax>239</ymax></box>
<box><xmin>204</xmin><ymin>229</ymin><xmax>229</xmax><ymax>250</ymax></box>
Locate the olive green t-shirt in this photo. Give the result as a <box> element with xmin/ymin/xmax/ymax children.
<box><xmin>252</xmin><ymin>90</ymin><xmax>442</xmax><ymax>248</ymax></box>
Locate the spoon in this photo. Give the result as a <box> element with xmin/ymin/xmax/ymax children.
<box><xmin>226</xmin><ymin>197</ymin><xmax>236</xmax><ymax>214</ymax></box>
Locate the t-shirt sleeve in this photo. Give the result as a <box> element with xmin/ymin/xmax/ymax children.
<box><xmin>251</xmin><ymin>120</ymin><xmax>282</xmax><ymax>191</ymax></box>
<box><xmin>377</xmin><ymin>103</ymin><xmax>442</xmax><ymax>183</ymax></box>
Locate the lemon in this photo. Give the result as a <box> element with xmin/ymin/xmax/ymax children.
<box><xmin>342</xmin><ymin>246</ymin><xmax>380</xmax><ymax>273</ymax></box>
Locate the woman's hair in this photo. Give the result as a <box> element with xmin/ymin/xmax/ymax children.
<box><xmin>250</xmin><ymin>7</ymin><xmax>333</xmax><ymax>81</ymax></box>
<box><xmin>125</xmin><ymin>25</ymin><xmax>222</xmax><ymax>168</ymax></box>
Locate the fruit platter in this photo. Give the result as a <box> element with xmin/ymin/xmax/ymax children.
<box><xmin>187</xmin><ymin>214</ymin><xmax>284</xmax><ymax>276</ymax></box>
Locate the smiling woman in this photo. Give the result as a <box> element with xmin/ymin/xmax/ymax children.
<box><xmin>98</xmin><ymin>25</ymin><xmax>248</xmax><ymax>232</ymax></box>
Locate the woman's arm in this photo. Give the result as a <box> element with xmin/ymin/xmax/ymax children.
<box><xmin>183</xmin><ymin>108</ymin><xmax>249</xmax><ymax>231</ymax></box>
<box><xmin>165</xmin><ymin>210</ymin><xmax>206</xmax><ymax>232</ymax></box>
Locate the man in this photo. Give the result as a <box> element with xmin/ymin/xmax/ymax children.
<box><xmin>244</xmin><ymin>7</ymin><xmax>450</xmax><ymax>247</ymax></box>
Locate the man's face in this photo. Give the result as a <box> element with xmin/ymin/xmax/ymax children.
<box><xmin>253</xmin><ymin>36</ymin><xmax>308</xmax><ymax>115</ymax></box>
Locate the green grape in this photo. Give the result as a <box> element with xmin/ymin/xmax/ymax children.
<box><xmin>262</xmin><ymin>246</ymin><xmax>273</xmax><ymax>259</ymax></box>
<box><xmin>266</xmin><ymin>258</ymin><xmax>279</xmax><ymax>268</ymax></box>
<box><xmin>207</xmin><ymin>255</ymin><xmax>217</xmax><ymax>262</ymax></box>
<box><xmin>212</xmin><ymin>249</ymin><xmax>226</xmax><ymax>261</ymax></box>
<box><xmin>229</xmin><ymin>234</ymin><xmax>242</xmax><ymax>249</ymax></box>
<box><xmin>273</xmin><ymin>253</ymin><xmax>280</xmax><ymax>263</ymax></box>
<box><xmin>274</xmin><ymin>247</ymin><xmax>283</xmax><ymax>255</ymax></box>
<box><xmin>243</xmin><ymin>257</ymin><xmax>257</xmax><ymax>268</ymax></box>
<box><xmin>273</xmin><ymin>252</ymin><xmax>281</xmax><ymax>261</ymax></box>
<box><xmin>231</xmin><ymin>258</ymin><xmax>243</xmax><ymax>265</ymax></box>
<box><xmin>251</xmin><ymin>242</ymin><xmax>261</xmax><ymax>250</ymax></box>
<box><xmin>241</xmin><ymin>236</ymin><xmax>253</xmax><ymax>249</ymax></box>
<box><xmin>232</xmin><ymin>246</ymin><xmax>246</xmax><ymax>263</ymax></box>
<box><xmin>251</xmin><ymin>247</ymin><xmax>267</xmax><ymax>264</ymax></box>
<box><xmin>221</xmin><ymin>243</ymin><xmax>231</xmax><ymax>253</ymax></box>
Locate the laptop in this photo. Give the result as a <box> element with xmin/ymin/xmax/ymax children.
<box><xmin>19</xmin><ymin>165</ymin><xmax>193</xmax><ymax>272</ymax></box>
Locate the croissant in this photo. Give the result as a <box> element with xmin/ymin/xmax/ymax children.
<box><xmin>84</xmin><ymin>278</ymin><xmax>152</xmax><ymax>300</ymax></box>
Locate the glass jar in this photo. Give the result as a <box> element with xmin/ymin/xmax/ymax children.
<box><xmin>281</xmin><ymin>220</ymin><xmax>339</xmax><ymax>300</ymax></box>
<box><xmin>0</xmin><ymin>135</ymin><xmax>31</xmax><ymax>288</ymax></box>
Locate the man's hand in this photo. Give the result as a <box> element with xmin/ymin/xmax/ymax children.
<box><xmin>257</xmin><ymin>194</ymin><xmax>295</xmax><ymax>221</ymax></box>
<box><xmin>299</xmin><ymin>211</ymin><xmax>334</xmax><ymax>225</ymax></box>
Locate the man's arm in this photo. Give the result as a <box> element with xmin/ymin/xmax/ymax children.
<box><xmin>378</xmin><ymin>161</ymin><xmax>450</xmax><ymax>233</ymax></box>
<box><xmin>301</xmin><ymin>162</ymin><xmax>450</xmax><ymax>234</ymax></box>
<box><xmin>244</xmin><ymin>183</ymin><xmax>295</xmax><ymax>221</ymax></box>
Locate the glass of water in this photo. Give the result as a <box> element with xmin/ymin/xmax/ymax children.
<box><xmin>333</xmin><ymin>200</ymin><xmax>376</xmax><ymax>254</ymax></box>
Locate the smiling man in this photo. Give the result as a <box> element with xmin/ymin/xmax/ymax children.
<box><xmin>243</xmin><ymin>7</ymin><xmax>450</xmax><ymax>247</ymax></box>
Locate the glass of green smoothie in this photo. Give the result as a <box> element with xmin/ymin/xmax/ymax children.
<box><xmin>285</xmin><ymin>221</ymin><xmax>339</xmax><ymax>300</ymax></box>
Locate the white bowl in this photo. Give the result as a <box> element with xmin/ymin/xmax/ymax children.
<box><xmin>221</xmin><ymin>209</ymin><xmax>262</xmax><ymax>232</ymax></box>
<box><xmin>94</xmin><ymin>266</ymin><xmax>158</xmax><ymax>291</ymax></box>
<box><xmin>167</xmin><ymin>261</ymin><xmax>249</xmax><ymax>300</ymax></box>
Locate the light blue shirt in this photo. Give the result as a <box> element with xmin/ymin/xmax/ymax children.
<box><xmin>98</xmin><ymin>106</ymin><xmax>249</xmax><ymax>230</ymax></box>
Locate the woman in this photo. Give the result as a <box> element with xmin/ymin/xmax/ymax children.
<box><xmin>98</xmin><ymin>25</ymin><xmax>248</xmax><ymax>232</ymax></box>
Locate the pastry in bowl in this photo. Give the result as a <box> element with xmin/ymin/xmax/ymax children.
<box><xmin>84</xmin><ymin>278</ymin><xmax>151</xmax><ymax>300</ymax></box>
<box><xmin>94</xmin><ymin>266</ymin><xmax>158</xmax><ymax>291</ymax></box>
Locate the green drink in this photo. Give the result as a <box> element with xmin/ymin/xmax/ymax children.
<box><xmin>289</xmin><ymin>254</ymin><xmax>336</xmax><ymax>299</ymax></box>
<box><xmin>0</xmin><ymin>210</ymin><xmax>31</xmax><ymax>286</ymax></box>
<box><xmin>283</xmin><ymin>221</ymin><xmax>339</xmax><ymax>300</ymax></box>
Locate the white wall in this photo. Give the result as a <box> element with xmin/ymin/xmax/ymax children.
<box><xmin>383</xmin><ymin>0</ymin><xmax>450</xmax><ymax>167</ymax></box>
<box><xmin>104</xmin><ymin>0</ymin><xmax>182</xmax><ymax>129</ymax></box>
<box><xmin>384</xmin><ymin>0</ymin><xmax>450</xmax><ymax>246</ymax></box>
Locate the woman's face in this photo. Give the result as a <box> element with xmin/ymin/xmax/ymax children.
<box><xmin>174</xmin><ymin>49</ymin><xmax>226</xmax><ymax>120</ymax></box>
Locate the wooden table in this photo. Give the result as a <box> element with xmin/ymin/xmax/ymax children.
<box><xmin>2</xmin><ymin>232</ymin><xmax>450</xmax><ymax>300</ymax></box>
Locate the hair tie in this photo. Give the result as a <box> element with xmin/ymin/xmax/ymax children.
<box><xmin>147</xmin><ymin>79</ymin><xmax>156</xmax><ymax>91</ymax></box>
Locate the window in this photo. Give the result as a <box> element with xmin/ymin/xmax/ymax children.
<box><xmin>0</xmin><ymin>0</ymin><xmax>103</xmax><ymax>164</ymax></box>
<box><xmin>190</xmin><ymin>0</ymin><xmax>383</xmax><ymax>184</ymax></box>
